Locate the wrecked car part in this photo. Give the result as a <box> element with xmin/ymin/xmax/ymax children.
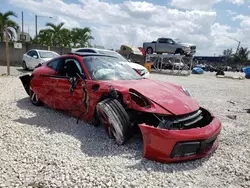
<box><xmin>139</xmin><ymin>116</ymin><xmax>221</xmax><ymax>162</ymax></box>
<box><xmin>108</xmin><ymin>85</ymin><xmax>119</xmax><ymax>99</ymax></box>
<box><xmin>181</xmin><ymin>87</ymin><xmax>192</xmax><ymax>97</ymax></box>
<box><xmin>19</xmin><ymin>74</ymin><xmax>31</xmax><ymax>96</ymax></box>
<box><xmin>130</xmin><ymin>108</ymin><xmax>212</xmax><ymax>130</ymax></box>
<box><xmin>69</xmin><ymin>77</ymin><xmax>78</xmax><ymax>93</ymax></box>
<box><xmin>76</xmin><ymin>76</ymin><xmax>90</xmax><ymax>124</ymax></box>
<box><xmin>170</xmin><ymin>131</ymin><xmax>220</xmax><ymax>158</ymax></box>
<box><xmin>129</xmin><ymin>89</ymin><xmax>151</xmax><ymax>108</ymax></box>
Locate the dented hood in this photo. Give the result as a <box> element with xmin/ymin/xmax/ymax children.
<box><xmin>106</xmin><ymin>79</ymin><xmax>200</xmax><ymax>115</ymax></box>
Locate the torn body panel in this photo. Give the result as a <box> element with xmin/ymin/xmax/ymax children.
<box><xmin>138</xmin><ymin>111</ymin><xmax>222</xmax><ymax>163</ymax></box>
<box><xmin>19</xmin><ymin>74</ymin><xmax>31</xmax><ymax>96</ymax></box>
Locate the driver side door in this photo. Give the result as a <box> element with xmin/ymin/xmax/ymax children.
<box><xmin>52</xmin><ymin>58</ymin><xmax>86</xmax><ymax>112</ymax></box>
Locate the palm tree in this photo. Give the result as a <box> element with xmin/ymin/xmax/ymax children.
<box><xmin>234</xmin><ymin>47</ymin><xmax>250</xmax><ymax>66</ymax></box>
<box><xmin>71</xmin><ymin>27</ymin><xmax>94</xmax><ymax>47</ymax></box>
<box><xmin>33</xmin><ymin>28</ymin><xmax>53</xmax><ymax>46</ymax></box>
<box><xmin>45</xmin><ymin>22</ymin><xmax>67</xmax><ymax>47</ymax></box>
<box><xmin>59</xmin><ymin>28</ymin><xmax>71</xmax><ymax>47</ymax></box>
<box><xmin>0</xmin><ymin>11</ymin><xmax>19</xmax><ymax>41</ymax></box>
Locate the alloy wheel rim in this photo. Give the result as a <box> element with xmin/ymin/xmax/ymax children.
<box><xmin>30</xmin><ymin>90</ymin><xmax>38</xmax><ymax>103</ymax></box>
<box><xmin>98</xmin><ymin>108</ymin><xmax>122</xmax><ymax>144</ymax></box>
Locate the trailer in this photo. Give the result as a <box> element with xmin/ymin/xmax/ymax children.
<box><xmin>145</xmin><ymin>54</ymin><xmax>194</xmax><ymax>76</ymax></box>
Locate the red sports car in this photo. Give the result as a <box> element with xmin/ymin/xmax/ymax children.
<box><xmin>20</xmin><ymin>52</ymin><xmax>222</xmax><ymax>163</ymax></box>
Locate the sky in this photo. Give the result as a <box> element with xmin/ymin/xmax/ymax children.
<box><xmin>1</xmin><ymin>0</ymin><xmax>250</xmax><ymax>56</ymax></box>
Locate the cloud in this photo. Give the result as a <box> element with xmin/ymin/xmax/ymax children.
<box><xmin>229</xmin><ymin>0</ymin><xmax>245</xmax><ymax>5</ymax></box>
<box><xmin>8</xmin><ymin>0</ymin><xmax>249</xmax><ymax>55</ymax></box>
<box><xmin>170</xmin><ymin>0</ymin><xmax>220</xmax><ymax>10</ymax></box>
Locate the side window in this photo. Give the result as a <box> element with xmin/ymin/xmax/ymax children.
<box><xmin>47</xmin><ymin>59</ymin><xmax>61</xmax><ymax>71</ymax></box>
<box><xmin>27</xmin><ymin>50</ymin><xmax>34</xmax><ymax>56</ymax></box>
<box><xmin>158</xmin><ymin>39</ymin><xmax>165</xmax><ymax>43</ymax></box>
<box><xmin>57</xmin><ymin>58</ymin><xmax>86</xmax><ymax>78</ymax></box>
<box><xmin>167</xmin><ymin>39</ymin><xmax>174</xmax><ymax>44</ymax></box>
<box><xmin>27</xmin><ymin>50</ymin><xmax>38</xmax><ymax>58</ymax></box>
<box><xmin>65</xmin><ymin>59</ymin><xmax>84</xmax><ymax>73</ymax></box>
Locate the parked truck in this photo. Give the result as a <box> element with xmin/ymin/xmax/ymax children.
<box><xmin>143</xmin><ymin>37</ymin><xmax>196</xmax><ymax>56</ymax></box>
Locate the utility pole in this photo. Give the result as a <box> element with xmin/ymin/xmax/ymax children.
<box><xmin>35</xmin><ymin>15</ymin><xmax>37</xmax><ymax>37</ymax></box>
<box><xmin>22</xmin><ymin>11</ymin><xmax>24</xmax><ymax>42</ymax></box>
<box><xmin>228</xmin><ymin>37</ymin><xmax>241</xmax><ymax>54</ymax></box>
<box><xmin>5</xmin><ymin>26</ymin><xmax>10</xmax><ymax>75</ymax></box>
<box><xmin>35</xmin><ymin>15</ymin><xmax>53</xmax><ymax>37</ymax></box>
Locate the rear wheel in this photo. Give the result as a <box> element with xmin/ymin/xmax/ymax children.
<box><xmin>146</xmin><ymin>47</ymin><xmax>153</xmax><ymax>54</ymax></box>
<box><xmin>175</xmin><ymin>48</ymin><xmax>184</xmax><ymax>55</ymax></box>
<box><xmin>29</xmin><ymin>88</ymin><xmax>43</xmax><ymax>106</ymax></box>
<box><xmin>96</xmin><ymin>99</ymin><xmax>131</xmax><ymax>145</ymax></box>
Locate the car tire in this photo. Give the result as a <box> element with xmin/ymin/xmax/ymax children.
<box><xmin>96</xmin><ymin>98</ymin><xmax>131</xmax><ymax>145</ymax></box>
<box><xmin>29</xmin><ymin>88</ymin><xmax>43</xmax><ymax>106</ymax></box>
<box><xmin>146</xmin><ymin>47</ymin><xmax>153</xmax><ymax>54</ymax></box>
<box><xmin>22</xmin><ymin>61</ymin><xmax>29</xmax><ymax>70</ymax></box>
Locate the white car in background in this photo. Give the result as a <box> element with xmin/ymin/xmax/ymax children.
<box><xmin>22</xmin><ymin>49</ymin><xmax>59</xmax><ymax>70</ymax></box>
<box><xmin>71</xmin><ymin>48</ymin><xmax>150</xmax><ymax>78</ymax></box>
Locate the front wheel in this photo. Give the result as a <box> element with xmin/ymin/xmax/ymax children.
<box><xmin>96</xmin><ymin>99</ymin><xmax>131</xmax><ymax>145</ymax></box>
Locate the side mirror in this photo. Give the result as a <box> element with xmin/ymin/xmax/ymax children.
<box><xmin>33</xmin><ymin>55</ymin><xmax>38</xmax><ymax>59</ymax></box>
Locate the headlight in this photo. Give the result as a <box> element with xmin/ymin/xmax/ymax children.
<box><xmin>181</xmin><ymin>87</ymin><xmax>192</xmax><ymax>97</ymax></box>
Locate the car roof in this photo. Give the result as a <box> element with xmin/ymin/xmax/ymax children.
<box><xmin>64</xmin><ymin>52</ymin><xmax>119</xmax><ymax>58</ymax></box>
<box><xmin>73</xmin><ymin>47</ymin><xmax>118</xmax><ymax>53</ymax></box>
<box><xmin>29</xmin><ymin>49</ymin><xmax>57</xmax><ymax>53</ymax></box>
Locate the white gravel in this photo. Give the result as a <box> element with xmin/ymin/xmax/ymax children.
<box><xmin>0</xmin><ymin>69</ymin><xmax>250</xmax><ymax>188</ymax></box>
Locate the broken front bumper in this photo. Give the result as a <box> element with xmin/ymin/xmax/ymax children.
<box><xmin>138</xmin><ymin>116</ymin><xmax>222</xmax><ymax>163</ymax></box>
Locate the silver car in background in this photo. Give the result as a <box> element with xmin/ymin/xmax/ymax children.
<box><xmin>71</xmin><ymin>48</ymin><xmax>150</xmax><ymax>78</ymax></box>
<box><xmin>22</xmin><ymin>49</ymin><xmax>59</xmax><ymax>70</ymax></box>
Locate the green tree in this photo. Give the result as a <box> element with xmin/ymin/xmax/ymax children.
<box><xmin>234</xmin><ymin>47</ymin><xmax>250</xmax><ymax>66</ymax></box>
<box><xmin>33</xmin><ymin>29</ymin><xmax>53</xmax><ymax>46</ymax></box>
<box><xmin>71</xmin><ymin>27</ymin><xmax>94</xmax><ymax>47</ymax></box>
<box><xmin>45</xmin><ymin>22</ymin><xmax>67</xmax><ymax>47</ymax></box>
<box><xmin>0</xmin><ymin>11</ymin><xmax>19</xmax><ymax>41</ymax></box>
<box><xmin>222</xmin><ymin>48</ymin><xmax>233</xmax><ymax>65</ymax></box>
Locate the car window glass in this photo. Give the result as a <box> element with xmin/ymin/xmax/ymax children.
<box><xmin>56</xmin><ymin>58</ymin><xmax>85</xmax><ymax>78</ymax></box>
<box><xmin>27</xmin><ymin>50</ymin><xmax>36</xmax><ymax>57</ymax></box>
<box><xmin>168</xmin><ymin>39</ymin><xmax>174</xmax><ymax>44</ymax></box>
<box><xmin>47</xmin><ymin>59</ymin><xmax>61</xmax><ymax>71</ymax></box>
<box><xmin>65</xmin><ymin>59</ymin><xmax>83</xmax><ymax>74</ymax></box>
<box><xmin>83</xmin><ymin>56</ymin><xmax>142</xmax><ymax>80</ymax></box>
<box><xmin>39</xmin><ymin>51</ymin><xmax>58</xmax><ymax>58</ymax></box>
<box><xmin>28</xmin><ymin>51</ymin><xmax>38</xmax><ymax>58</ymax></box>
<box><xmin>158</xmin><ymin>39</ymin><xmax>166</xmax><ymax>43</ymax></box>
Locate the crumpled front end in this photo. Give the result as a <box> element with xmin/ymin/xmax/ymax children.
<box><xmin>138</xmin><ymin>108</ymin><xmax>222</xmax><ymax>163</ymax></box>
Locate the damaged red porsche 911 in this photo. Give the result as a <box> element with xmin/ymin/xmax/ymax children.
<box><xmin>20</xmin><ymin>52</ymin><xmax>222</xmax><ymax>163</ymax></box>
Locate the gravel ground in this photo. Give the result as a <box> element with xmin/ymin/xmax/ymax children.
<box><xmin>0</xmin><ymin>67</ymin><xmax>249</xmax><ymax>188</ymax></box>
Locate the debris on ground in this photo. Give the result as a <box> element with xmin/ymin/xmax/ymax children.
<box><xmin>228</xmin><ymin>100</ymin><xmax>236</xmax><ymax>105</ymax></box>
<box><xmin>216</xmin><ymin>75</ymin><xmax>245</xmax><ymax>80</ymax></box>
<box><xmin>226</xmin><ymin>115</ymin><xmax>237</xmax><ymax>120</ymax></box>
